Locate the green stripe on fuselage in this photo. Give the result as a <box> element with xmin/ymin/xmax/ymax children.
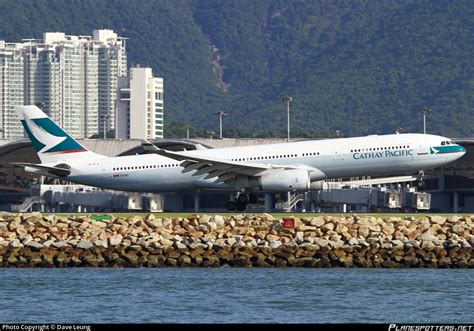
<box><xmin>430</xmin><ymin>145</ymin><xmax>465</xmax><ymax>154</ymax></box>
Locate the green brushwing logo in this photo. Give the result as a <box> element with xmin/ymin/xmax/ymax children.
<box><xmin>21</xmin><ymin>117</ymin><xmax>86</xmax><ymax>153</ymax></box>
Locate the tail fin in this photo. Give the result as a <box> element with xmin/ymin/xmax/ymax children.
<box><xmin>16</xmin><ymin>105</ymin><xmax>101</xmax><ymax>163</ymax></box>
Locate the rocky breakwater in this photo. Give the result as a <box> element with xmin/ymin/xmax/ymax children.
<box><xmin>0</xmin><ymin>212</ymin><xmax>472</xmax><ymax>268</ymax></box>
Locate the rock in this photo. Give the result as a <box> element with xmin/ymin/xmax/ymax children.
<box><xmin>418</xmin><ymin>233</ymin><xmax>438</xmax><ymax>241</ymax></box>
<box><xmin>329</xmin><ymin>240</ymin><xmax>344</xmax><ymax>249</ymax></box>
<box><xmin>348</xmin><ymin>238</ymin><xmax>359</xmax><ymax>246</ymax></box>
<box><xmin>15</xmin><ymin>226</ymin><xmax>28</xmax><ymax>236</ymax></box>
<box><xmin>261</xmin><ymin>213</ymin><xmax>275</xmax><ymax>222</ymax></box>
<box><xmin>90</xmin><ymin>221</ymin><xmax>107</xmax><ymax>229</ymax></box>
<box><xmin>265</xmin><ymin>234</ymin><xmax>279</xmax><ymax>242</ymax></box>
<box><xmin>22</xmin><ymin>212</ymin><xmax>42</xmax><ymax>222</ymax></box>
<box><xmin>10</xmin><ymin>239</ymin><xmax>23</xmax><ymax>248</ymax></box>
<box><xmin>202</xmin><ymin>221</ymin><xmax>217</xmax><ymax>231</ymax></box>
<box><xmin>52</xmin><ymin>240</ymin><xmax>69</xmax><ymax>248</ymax></box>
<box><xmin>321</xmin><ymin>223</ymin><xmax>334</xmax><ymax>233</ymax></box>
<box><xmin>428</xmin><ymin>216</ymin><xmax>445</xmax><ymax>225</ymax></box>
<box><xmin>146</xmin><ymin>218</ymin><xmax>163</xmax><ymax>229</ymax></box>
<box><xmin>309</xmin><ymin>217</ymin><xmax>325</xmax><ymax>227</ymax></box>
<box><xmin>452</xmin><ymin>224</ymin><xmax>465</xmax><ymax>234</ymax></box>
<box><xmin>56</xmin><ymin>222</ymin><xmax>69</xmax><ymax>230</ymax></box>
<box><xmin>468</xmin><ymin>235</ymin><xmax>474</xmax><ymax>246</ymax></box>
<box><xmin>178</xmin><ymin>255</ymin><xmax>192</xmax><ymax>266</ymax></box>
<box><xmin>211</xmin><ymin>215</ymin><xmax>225</xmax><ymax>226</ymax></box>
<box><xmin>19</xmin><ymin>234</ymin><xmax>33</xmax><ymax>244</ymax></box>
<box><xmin>160</xmin><ymin>239</ymin><xmax>173</xmax><ymax>246</ymax></box>
<box><xmin>315</xmin><ymin>239</ymin><xmax>329</xmax><ymax>248</ymax></box>
<box><xmin>269</xmin><ymin>240</ymin><xmax>282</xmax><ymax>248</ymax></box>
<box><xmin>42</xmin><ymin>239</ymin><xmax>55</xmax><ymax>248</ymax></box>
<box><xmin>199</xmin><ymin>215</ymin><xmax>211</xmax><ymax>223</ymax></box>
<box><xmin>446</xmin><ymin>215</ymin><xmax>460</xmax><ymax>223</ymax></box>
<box><xmin>368</xmin><ymin>225</ymin><xmax>381</xmax><ymax>232</ymax></box>
<box><xmin>329</xmin><ymin>234</ymin><xmax>341</xmax><ymax>242</ymax></box>
<box><xmin>226</xmin><ymin>237</ymin><xmax>237</xmax><ymax>246</ymax></box>
<box><xmin>382</xmin><ymin>260</ymin><xmax>400</xmax><ymax>268</ymax></box>
<box><xmin>76</xmin><ymin>239</ymin><xmax>93</xmax><ymax>249</ymax></box>
<box><xmin>26</xmin><ymin>241</ymin><xmax>44</xmax><ymax>249</ymax></box>
<box><xmin>295</xmin><ymin>232</ymin><xmax>304</xmax><ymax>241</ymax></box>
<box><xmin>382</xmin><ymin>225</ymin><xmax>395</xmax><ymax>235</ymax></box>
<box><xmin>421</xmin><ymin>240</ymin><xmax>437</xmax><ymax>251</ymax></box>
<box><xmin>109</xmin><ymin>235</ymin><xmax>123</xmax><ymax>246</ymax></box>
<box><xmin>145</xmin><ymin>214</ymin><xmax>155</xmax><ymax>221</ymax></box>
<box><xmin>126</xmin><ymin>215</ymin><xmax>142</xmax><ymax>225</ymax></box>
<box><xmin>191</xmin><ymin>231</ymin><xmax>204</xmax><ymax>239</ymax></box>
<box><xmin>79</xmin><ymin>222</ymin><xmax>90</xmax><ymax>229</ymax></box>
<box><xmin>93</xmin><ymin>239</ymin><xmax>108</xmax><ymax>249</ymax></box>
<box><xmin>359</xmin><ymin>225</ymin><xmax>369</xmax><ymax>237</ymax></box>
<box><xmin>392</xmin><ymin>239</ymin><xmax>405</xmax><ymax>248</ymax></box>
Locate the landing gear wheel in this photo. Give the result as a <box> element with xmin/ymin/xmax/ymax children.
<box><xmin>248</xmin><ymin>194</ymin><xmax>258</xmax><ymax>204</ymax></box>
<box><xmin>226</xmin><ymin>200</ymin><xmax>237</xmax><ymax>211</ymax></box>
<box><xmin>236</xmin><ymin>202</ymin><xmax>247</xmax><ymax>211</ymax></box>
<box><xmin>416</xmin><ymin>180</ymin><xmax>426</xmax><ymax>189</ymax></box>
<box><xmin>237</xmin><ymin>194</ymin><xmax>249</xmax><ymax>204</ymax></box>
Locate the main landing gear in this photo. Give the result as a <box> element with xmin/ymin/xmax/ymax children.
<box><xmin>225</xmin><ymin>192</ymin><xmax>258</xmax><ymax>211</ymax></box>
<box><xmin>415</xmin><ymin>170</ymin><xmax>426</xmax><ymax>190</ymax></box>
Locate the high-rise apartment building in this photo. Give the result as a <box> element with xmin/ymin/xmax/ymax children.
<box><xmin>116</xmin><ymin>66</ymin><xmax>164</xmax><ymax>139</ymax></box>
<box><xmin>0</xmin><ymin>29</ymin><xmax>127</xmax><ymax>138</ymax></box>
<box><xmin>0</xmin><ymin>41</ymin><xmax>24</xmax><ymax>139</ymax></box>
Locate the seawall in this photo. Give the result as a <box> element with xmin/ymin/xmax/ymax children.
<box><xmin>0</xmin><ymin>212</ymin><xmax>472</xmax><ymax>268</ymax></box>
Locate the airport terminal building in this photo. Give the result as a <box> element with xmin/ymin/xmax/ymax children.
<box><xmin>0</xmin><ymin>137</ymin><xmax>473</xmax><ymax>213</ymax></box>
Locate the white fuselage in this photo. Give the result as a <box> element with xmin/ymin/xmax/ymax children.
<box><xmin>56</xmin><ymin>133</ymin><xmax>465</xmax><ymax>193</ymax></box>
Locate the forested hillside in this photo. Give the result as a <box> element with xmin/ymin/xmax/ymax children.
<box><xmin>0</xmin><ymin>0</ymin><xmax>472</xmax><ymax>137</ymax></box>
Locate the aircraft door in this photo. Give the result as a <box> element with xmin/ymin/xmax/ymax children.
<box><xmin>333</xmin><ymin>144</ymin><xmax>344</xmax><ymax>160</ymax></box>
<box><xmin>101</xmin><ymin>158</ymin><xmax>111</xmax><ymax>181</ymax></box>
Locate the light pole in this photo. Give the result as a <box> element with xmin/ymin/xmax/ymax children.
<box><xmin>421</xmin><ymin>106</ymin><xmax>430</xmax><ymax>134</ymax></box>
<box><xmin>282</xmin><ymin>96</ymin><xmax>293</xmax><ymax>143</ymax></box>
<box><xmin>185</xmin><ymin>125</ymin><xmax>192</xmax><ymax>139</ymax></box>
<box><xmin>101</xmin><ymin>115</ymin><xmax>110</xmax><ymax>139</ymax></box>
<box><xmin>216</xmin><ymin>111</ymin><xmax>227</xmax><ymax>139</ymax></box>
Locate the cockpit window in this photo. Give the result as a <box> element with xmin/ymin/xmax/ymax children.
<box><xmin>441</xmin><ymin>141</ymin><xmax>446</xmax><ymax>145</ymax></box>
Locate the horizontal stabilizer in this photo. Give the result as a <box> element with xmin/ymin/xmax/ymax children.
<box><xmin>11</xmin><ymin>162</ymin><xmax>71</xmax><ymax>178</ymax></box>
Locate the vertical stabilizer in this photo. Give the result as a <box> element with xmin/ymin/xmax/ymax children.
<box><xmin>16</xmin><ymin>105</ymin><xmax>101</xmax><ymax>163</ymax></box>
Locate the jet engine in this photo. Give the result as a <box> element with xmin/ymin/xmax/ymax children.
<box><xmin>259</xmin><ymin>169</ymin><xmax>311</xmax><ymax>191</ymax></box>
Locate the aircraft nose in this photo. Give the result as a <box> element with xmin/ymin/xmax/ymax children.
<box><xmin>459</xmin><ymin>145</ymin><xmax>466</xmax><ymax>154</ymax></box>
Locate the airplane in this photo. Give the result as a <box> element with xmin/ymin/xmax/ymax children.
<box><xmin>13</xmin><ymin>105</ymin><xmax>466</xmax><ymax>211</ymax></box>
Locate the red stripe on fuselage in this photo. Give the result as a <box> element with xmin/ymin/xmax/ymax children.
<box><xmin>47</xmin><ymin>149</ymin><xmax>88</xmax><ymax>154</ymax></box>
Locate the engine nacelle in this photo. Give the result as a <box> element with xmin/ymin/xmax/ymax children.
<box><xmin>259</xmin><ymin>169</ymin><xmax>310</xmax><ymax>192</ymax></box>
<box><xmin>309</xmin><ymin>180</ymin><xmax>325</xmax><ymax>190</ymax></box>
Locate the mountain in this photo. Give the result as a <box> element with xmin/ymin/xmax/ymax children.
<box><xmin>0</xmin><ymin>0</ymin><xmax>472</xmax><ymax>137</ymax></box>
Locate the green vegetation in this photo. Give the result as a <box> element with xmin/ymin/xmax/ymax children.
<box><xmin>1</xmin><ymin>0</ymin><xmax>472</xmax><ymax>137</ymax></box>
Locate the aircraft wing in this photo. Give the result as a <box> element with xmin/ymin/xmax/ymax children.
<box><xmin>11</xmin><ymin>162</ymin><xmax>71</xmax><ymax>178</ymax></box>
<box><xmin>141</xmin><ymin>140</ymin><xmax>320</xmax><ymax>183</ymax></box>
